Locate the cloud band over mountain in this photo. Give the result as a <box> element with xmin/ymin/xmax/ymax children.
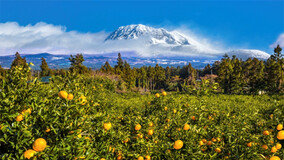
<box><xmin>0</xmin><ymin>22</ymin><xmax>277</xmax><ymax>59</ymax></box>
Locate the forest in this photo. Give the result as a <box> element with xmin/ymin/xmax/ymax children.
<box><xmin>0</xmin><ymin>45</ymin><xmax>283</xmax><ymax>95</ymax></box>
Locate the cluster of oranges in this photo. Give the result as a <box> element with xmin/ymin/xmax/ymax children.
<box><xmin>24</xmin><ymin>138</ymin><xmax>47</xmax><ymax>159</ymax></box>
<box><xmin>58</xmin><ymin>90</ymin><xmax>73</xmax><ymax>100</ymax></box>
<box><xmin>155</xmin><ymin>91</ymin><xmax>167</xmax><ymax>98</ymax></box>
<box><xmin>259</xmin><ymin>124</ymin><xmax>284</xmax><ymax>160</ymax></box>
<box><xmin>16</xmin><ymin>108</ymin><xmax>32</xmax><ymax>122</ymax></box>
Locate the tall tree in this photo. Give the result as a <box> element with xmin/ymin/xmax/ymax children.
<box><xmin>40</xmin><ymin>57</ymin><xmax>51</xmax><ymax>77</ymax></box>
<box><xmin>114</xmin><ymin>53</ymin><xmax>124</xmax><ymax>75</ymax></box>
<box><xmin>230</xmin><ymin>56</ymin><xmax>244</xmax><ymax>94</ymax></box>
<box><xmin>265</xmin><ymin>45</ymin><xmax>283</xmax><ymax>92</ymax></box>
<box><xmin>101</xmin><ymin>61</ymin><xmax>113</xmax><ymax>73</ymax></box>
<box><xmin>69</xmin><ymin>54</ymin><xmax>89</xmax><ymax>74</ymax></box>
<box><xmin>11</xmin><ymin>52</ymin><xmax>28</xmax><ymax>69</ymax></box>
<box><xmin>217</xmin><ymin>54</ymin><xmax>233</xmax><ymax>93</ymax></box>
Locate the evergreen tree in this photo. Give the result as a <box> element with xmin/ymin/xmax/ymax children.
<box><xmin>122</xmin><ymin>60</ymin><xmax>135</xmax><ymax>88</ymax></box>
<box><xmin>114</xmin><ymin>53</ymin><xmax>124</xmax><ymax>75</ymax></box>
<box><xmin>230</xmin><ymin>56</ymin><xmax>244</xmax><ymax>94</ymax></box>
<box><xmin>180</xmin><ymin>62</ymin><xmax>196</xmax><ymax>85</ymax></box>
<box><xmin>40</xmin><ymin>57</ymin><xmax>51</xmax><ymax>77</ymax></box>
<box><xmin>69</xmin><ymin>54</ymin><xmax>89</xmax><ymax>74</ymax></box>
<box><xmin>101</xmin><ymin>61</ymin><xmax>113</xmax><ymax>73</ymax></box>
<box><xmin>202</xmin><ymin>64</ymin><xmax>212</xmax><ymax>76</ymax></box>
<box><xmin>217</xmin><ymin>54</ymin><xmax>233</xmax><ymax>93</ymax></box>
<box><xmin>11</xmin><ymin>52</ymin><xmax>28</xmax><ymax>69</ymax></box>
<box><xmin>265</xmin><ymin>45</ymin><xmax>283</xmax><ymax>92</ymax></box>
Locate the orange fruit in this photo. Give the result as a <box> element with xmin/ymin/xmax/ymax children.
<box><xmin>271</xmin><ymin>146</ymin><xmax>277</xmax><ymax>153</ymax></box>
<box><xmin>215</xmin><ymin>148</ymin><xmax>221</xmax><ymax>153</ymax></box>
<box><xmin>174</xmin><ymin>140</ymin><xmax>183</xmax><ymax>149</ymax></box>
<box><xmin>23</xmin><ymin>149</ymin><xmax>36</xmax><ymax>159</ymax></box>
<box><xmin>32</xmin><ymin>138</ymin><xmax>47</xmax><ymax>152</ymax></box>
<box><xmin>262</xmin><ymin>145</ymin><xmax>268</xmax><ymax>150</ymax></box>
<box><xmin>148</xmin><ymin>129</ymin><xmax>154</xmax><ymax>136</ymax></box>
<box><xmin>212</xmin><ymin>138</ymin><xmax>217</xmax><ymax>142</ymax></box>
<box><xmin>247</xmin><ymin>142</ymin><xmax>253</xmax><ymax>147</ymax></box>
<box><xmin>145</xmin><ymin>155</ymin><xmax>151</xmax><ymax>160</ymax></box>
<box><xmin>277</xmin><ymin>130</ymin><xmax>284</xmax><ymax>140</ymax></box>
<box><xmin>191</xmin><ymin>116</ymin><xmax>196</xmax><ymax>121</ymax></box>
<box><xmin>123</xmin><ymin>138</ymin><xmax>130</xmax><ymax>143</ymax></box>
<box><xmin>162</xmin><ymin>91</ymin><xmax>167</xmax><ymax>96</ymax></box>
<box><xmin>164</xmin><ymin>107</ymin><xmax>168</xmax><ymax>111</ymax></box>
<box><xmin>135</xmin><ymin>124</ymin><xmax>141</xmax><ymax>131</ymax></box>
<box><xmin>276</xmin><ymin>143</ymin><xmax>282</xmax><ymax>149</ymax></box>
<box><xmin>16</xmin><ymin>114</ymin><xmax>23</xmax><ymax>122</ymax></box>
<box><xmin>199</xmin><ymin>141</ymin><xmax>204</xmax><ymax>145</ymax></box>
<box><xmin>117</xmin><ymin>155</ymin><xmax>122</xmax><ymax>160</ymax></box>
<box><xmin>104</xmin><ymin>122</ymin><xmax>112</xmax><ymax>130</ymax></box>
<box><xmin>45</xmin><ymin>128</ymin><xmax>51</xmax><ymax>133</ymax></box>
<box><xmin>100</xmin><ymin>158</ymin><xmax>106</xmax><ymax>160</ymax></box>
<box><xmin>277</xmin><ymin>124</ymin><xmax>283</xmax><ymax>131</ymax></box>
<box><xmin>263</xmin><ymin>130</ymin><xmax>270</xmax><ymax>135</ymax></box>
<box><xmin>22</xmin><ymin>108</ymin><xmax>32</xmax><ymax>115</ymax></box>
<box><xmin>155</xmin><ymin>93</ymin><xmax>160</xmax><ymax>98</ymax></box>
<box><xmin>138</xmin><ymin>156</ymin><xmax>144</xmax><ymax>160</ymax></box>
<box><xmin>202</xmin><ymin>139</ymin><xmax>207</xmax><ymax>143</ymax></box>
<box><xmin>58</xmin><ymin>91</ymin><xmax>68</xmax><ymax>99</ymax></box>
<box><xmin>183</xmin><ymin>124</ymin><xmax>190</xmax><ymax>131</ymax></box>
<box><xmin>67</xmin><ymin>94</ymin><xmax>74</xmax><ymax>100</ymax></box>
<box><xmin>270</xmin><ymin>156</ymin><xmax>281</xmax><ymax>160</ymax></box>
<box><xmin>149</xmin><ymin>122</ymin><xmax>154</xmax><ymax>127</ymax></box>
<box><xmin>207</xmin><ymin>141</ymin><xmax>213</xmax><ymax>146</ymax></box>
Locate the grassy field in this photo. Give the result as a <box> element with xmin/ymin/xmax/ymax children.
<box><xmin>0</xmin><ymin>74</ymin><xmax>283</xmax><ymax>159</ymax></box>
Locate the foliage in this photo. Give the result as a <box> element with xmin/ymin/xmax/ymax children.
<box><xmin>0</xmin><ymin>70</ymin><xmax>283</xmax><ymax>159</ymax></box>
<box><xmin>69</xmin><ymin>54</ymin><xmax>89</xmax><ymax>74</ymax></box>
<box><xmin>40</xmin><ymin>58</ymin><xmax>52</xmax><ymax>77</ymax></box>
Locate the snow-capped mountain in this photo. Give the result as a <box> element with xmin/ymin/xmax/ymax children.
<box><xmin>105</xmin><ymin>24</ymin><xmax>190</xmax><ymax>45</ymax></box>
<box><xmin>227</xmin><ymin>49</ymin><xmax>270</xmax><ymax>59</ymax></box>
<box><xmin>104</xmin><ymin>24</ymin><xmax>270</xmax><ymax>59</ymax></box>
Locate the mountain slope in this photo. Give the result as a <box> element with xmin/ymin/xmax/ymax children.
<box><xmin>104</xmin><ymin>24</ymin><xmax>270</xmax><ymax>59</ymax></box>
<box><xmin>227</xmin><ymin>49</ymin><xmax>270</xmax><ymax>59</ymax></box>
<box><xmin>105</xmin><ymin>24</ymin><xmax>190</xmax><ymax>45</ymax></box>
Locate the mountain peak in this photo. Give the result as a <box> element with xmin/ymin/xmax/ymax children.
<box><xmin>105</xmin><ymin>24</ymin><xmax>190</xmax><ymax>45</ymax></box>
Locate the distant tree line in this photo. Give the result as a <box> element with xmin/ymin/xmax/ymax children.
<box><xmin>0</xmin><ymin>45</ymin><xmax>283</xmax><ymax>94</ymax></box>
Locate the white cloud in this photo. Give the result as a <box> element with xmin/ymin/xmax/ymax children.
<box><xmin>270</xmin><ymin>33</ymin><xmax>284</xmax><ymax>48</ymax></box>
<box><xmin>0</xmin><ymin>22</ymin><xmax>225</xmax><ymax>57</ymax></box>
<box><xmin>0</xmin><ymin>22</ymin><xmax>270</xmax><ymax>60</ymax></box>
<box><xmin>0</xmin><ymin>22</ymin><xmax>108</xmax><ymax>55</ymax></box>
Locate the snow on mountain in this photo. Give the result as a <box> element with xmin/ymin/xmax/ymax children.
<box><xmin>227</xmin><ymin>49</ymin><xmax>270</xmax><ymax>59</ymax></box>
<box><xmin>105</xmin><ymin>24</ymin><xmax>190</xmax><ymax>45</ymax></box>
<box><xmin>105</xmin><ymin>24</ymin><xmax>272</xmax><ymax>59</ymax></box>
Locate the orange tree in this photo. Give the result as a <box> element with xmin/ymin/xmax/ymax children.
<box><xmin>0</xmin><ymin>67</ymin><xmax>283</xmax><ymax>159</ymax></box>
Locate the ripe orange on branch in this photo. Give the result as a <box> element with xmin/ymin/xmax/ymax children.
<box><xmin>277</xmin><ymin>124</ymin><xmax>283</xmax><ymax>130</ymax></box>
<box><xmin>104</xmin><ymin>122</ymin><xmax>112</xmax><ymax>130</ymax></box>
<box><xmin>16</xmin><ymin>114</ymin><xmax>23</xmax><ymax>121</ymax></box>
<box><xmin>67</xmin><ymin>93</ymin><xmax>74</xmax><ymax>100</ymax></box>
<box><xmin>174</xmin><ymin>140</ymin><xmax>183</xmax><ymax>149</ymax></box>
<box><xmin>277</xmin><ymin>130</ymin><xmax>284</xmax><ymax>140</ymax></box>
<box><xmin>58</xmin><ymin>91</ymin><xmax>68</xmax><ymax>99</ymax></box>
<box><xmin>183</xmin><ymin>124</ymin><xmax>190</xmax><ymax>130</ymax></box>
<box><xmin>23</xmin><ymin>149</ymin><xmax>36</xmax><ymax>159</ymax></box>
<box><xmin>270</xmin><ymin>156</ymin><xmax>281</xmax><ymax>160</ymax></box>
<box><xmin>135</xmin><ymin>124</ymin><xmax>141</xmax><ymax>131</ymax></box>
<box><xmin>32</xmin><ymin>138</ymin><xmax>47</xmax><ymax>152</ymax></box>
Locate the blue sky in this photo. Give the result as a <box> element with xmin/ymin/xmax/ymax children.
<box><xmin>0</xmin><ymin>0</ymin><xmax>283</xmax><ymax>55</ymax></box>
